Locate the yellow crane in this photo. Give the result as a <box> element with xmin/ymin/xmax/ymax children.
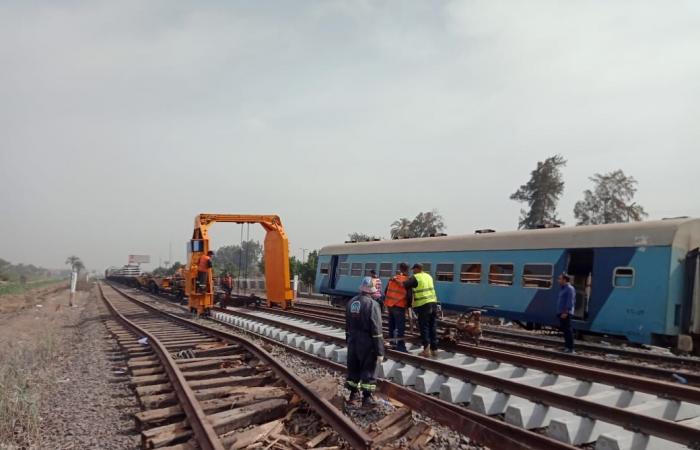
<box><xmin>185</xmin><ymin>214</ymin><xmax>294</xmax><ymax>314</ymax></box>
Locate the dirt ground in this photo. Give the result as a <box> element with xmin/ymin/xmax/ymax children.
<box><xmin>0</xmin><ymin>283</ymin><xmax>139</xmax><ymax>450</ymax></box>
<box><xmin>0</xmin><ymin>282</ymin><xmax>68</xmax><ymax>315</ymax></box>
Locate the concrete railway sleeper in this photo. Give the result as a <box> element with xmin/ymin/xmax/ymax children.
<box><xmin>110</xmin><ymin>282</ymin><xmax>580</xmax><ymax>450</ymax></box>
<box><xmin>291</xmin><ymin>302</ymin><xmax>700</xmax><ymax>374</ymax></box>
<box><xmin>98</xmin><ymin>282</ymin><xmax>373</xmax><ymax>450</ymax></box>
<box><xmin>274</xmin><ymin>303</ymin><xmax>700</xmax><ymax>385</ymax></box>
<box><xmin>209</xmin><ymin>306</ymin><xmax>700</xmax><ymax>450</ymax></box>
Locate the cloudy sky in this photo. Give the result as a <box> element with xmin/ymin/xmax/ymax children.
<box><xmin>1</xmin><ymin>0</ymin><xmax>699</xmax><ymax>272</ymax></box>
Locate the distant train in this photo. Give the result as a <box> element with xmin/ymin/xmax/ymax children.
<box><xmin>315</xmin><ymin>218</ymin><xmax>700</xmax><ymax>351</ymax></box>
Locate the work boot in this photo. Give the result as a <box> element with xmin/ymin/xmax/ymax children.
<box><xmin>361</xmin><ymin>394</ymin><xmax>377</xmax><ymax>408</ymax></box>
<box><xmin>347</xmin><ymin>390</ymin><xmax>359</xmax><ymax>403</ymax></box>
<box><xmin>430</xmin><ymin>348</ymin><xmax>438</xmax><ymax>358</ymax></box>
<box><xmin>419</xmin><ymin>347</ymin><xmax>431</xmax><ymax>358</ymax></box>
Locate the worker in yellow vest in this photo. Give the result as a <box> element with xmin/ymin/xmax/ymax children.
<box><xmin>402</xmin><ymin>263</ymin><xmax>439</xmax><ymax>357</ymax></box>
<box><xmin>384</xmin><ymin>263</ymin><xmax>410</xmax><ymax>352</ymax></box>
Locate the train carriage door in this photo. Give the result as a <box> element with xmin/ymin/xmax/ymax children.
<box><xmin>329</xmin><ymin>256</ymin><xmax>340</xmax><ymax>289</ymax></box>
<box><xmin>682</xmin><ymin>248</ymin><xmax>700</xmax><ymax>336</ymax></box>
<box><xmin>566</xmin><ymin>249</ymin><xmax>594</xmax><ymax>320</ymax></box>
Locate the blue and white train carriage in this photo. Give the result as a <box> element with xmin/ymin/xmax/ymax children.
<box><xmin>315</xmin><ymin>218</ymin><xmax>700</xmax><ymax>350</ymax></box>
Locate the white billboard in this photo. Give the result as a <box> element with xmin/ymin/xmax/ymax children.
<box><xmin>128</xmin><ymin>254</ymin><xmax>151</xmax><ymax>264</ymax></box>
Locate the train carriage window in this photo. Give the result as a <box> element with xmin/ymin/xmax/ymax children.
<box><xmin>522</xmin><ymin>264</ymin><xmax>553</xmax><ymax>289</ymax></box>
<box><xmin>460</xmin><ymin>263</ymin><xmax>482</xmax><ymax>284</ymax></box>
<box><xmin>339</xmin><ymin>262</ymin><xmax>349</xmax><ymax>276</ymax></box>
<box><xmin>379</xmin><ymin>263</ymin><xmax>393</xmax><ymax>278</ymax></box>
<box><xmin>436</xmin><ymin>264</ymin><xmax>454</xmax><ymax>282</ymax></box>
<box><xmin>364</xmin><ymin>263</ymin><xmax>377</xmax><ymax>277</ymax></box>
<box><xmin>320</xmin><ymin>263</ymin><xmax>329</xmax><ymax>275</ymax></box>
<box><xmin>488</xmin><ymin>264</ymin><xmax>513</xmax><ymax>286</ymax></box>
<box><xmin>421</xmin><ymin>263</ymin><xmax>432</xmax><ymax>275</ymax></box>
<box><xmin>350</xmin><ymin>263</ymin><xmax>362</xmax><ymax>276</ymax></box>
<box><xmin>613</xmin><ymin>267</ymin><xmax>635</xmax><ymax>288</ymax></box>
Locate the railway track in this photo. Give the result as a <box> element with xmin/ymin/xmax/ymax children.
<box><xmin>290</xmin><ymin>301</ymin><xmax>700</xmax><ymax>378</ymax></box>
<box><xmin>208</xmin><ymin>304</ymin><xmax>700</xmax><ymax>450</ymax></box>
<box><xmin>98</xmin><ymin>283</ymin><xmax>373</xmax><ymax>450</ymax></box>
<box><xmin>108</xmin><ymin>282</ymin><xmax>584</xmax><ymax>450</ymax></box>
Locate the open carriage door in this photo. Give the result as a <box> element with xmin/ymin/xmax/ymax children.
<box><xmin>329</xmin><ymin>255</ymin><xmax>340</xmax><ymax>290</ymax></box>
<box><xmin>681</xmin><ymin>248</ymin><xmax>700</xmax><ymax>339</ymax></box>
<box><xmin>566</xmin><ymin>249</ymin><xmax>594</xmax><ymax>321</ymax></box>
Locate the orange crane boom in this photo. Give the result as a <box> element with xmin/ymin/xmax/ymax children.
<box><xmin>185</xmin><ymin>214</ymin><xmax>294</xmax><ymax>314</ymax></box>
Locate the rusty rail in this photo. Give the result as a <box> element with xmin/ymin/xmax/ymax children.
<box><xmin>215</xmin><ymin>306</ymin><xmax>700</xmax><ymax>447</ymax></box>
<box><xmin>98</xmin><ymin>283</ymin><xmax>226</xmax><ymax>450</ymax></box>
<box><xmin>105</xmin><ymin>283</ymin><xmax>373</xmax><ymax>450</ymax></box>
<box><xmin>273</xmin><ymin>305</ymin><xmax>700</xmax><ymax>386</ymax></box>
<box><xmin>294</xmin><ymin>301</ymin><xmax>700</xmax><ymax>369</ymax></box>
<box><xmin>208</xmin><ymin>310</ymin><xmax>578</xmax><ymax>450</ymax></box>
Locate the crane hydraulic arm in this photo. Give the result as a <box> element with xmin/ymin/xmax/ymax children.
<box><xmin>185</xmin><ymin>214</ymin><xmax>294</xmax><ymax>314</ymax></box>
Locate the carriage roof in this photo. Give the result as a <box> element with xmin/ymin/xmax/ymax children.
<box><xmin>319</xmin><ymin>218</ymin><xmax>700</xmax><ymax>256</ymax></box>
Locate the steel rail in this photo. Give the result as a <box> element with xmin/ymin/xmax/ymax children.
<box><xmin>214</xmin><ymin>306</ymin><xmax>700</xmax><ymax>447</ymax></box>
<box><xmin>293</xmin><ymin>301</ymin><xmax>700</xmax><ymax>368</ymax></box>
<box><xmin>206</xmin><ymin>309</ymin><xmax>578</xmax><ymax>450</ymax></box>
<box><xmin>479</xmin><ymin>326</ymin><xmax>700</xmax><ymax>367</ymax></box>
<box><xmin>281</xmin><ymin>304</ymin><xmax>700</xmax><ymax>384</ymax></box>
<box><xmin>98</xmin><ymin>283</ymin><xmax>226</xmax><ymax>450</ymax></box>
<box><xmin>105</xmin><ymin>283</ymin><xmax>373</xmax><ymax>450</ymax></box>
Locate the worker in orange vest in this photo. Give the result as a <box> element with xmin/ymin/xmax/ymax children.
<box><xmin>197</xmin><ymin>251</ymin><xmax>214</xmax><ymax>293</ymax></box>
<box><xmin>222</xmin><ymin>272</ymin><xmax>233</xmax><ymax>297</ymax></box>
<box><xmin>384</xmin><ymin>262</ymin><xmax>410</xmax><ymax>352</ymax></box>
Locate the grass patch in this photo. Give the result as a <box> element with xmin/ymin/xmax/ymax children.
<box><xmin>0</xmin><ymin>279</ymin><xmax>66</xmax><ymax>297</ymax></box>
<box><xmin>0</xmin><ymin>331</ymin><xmax>58</xmax><ymax>448</ymax></box>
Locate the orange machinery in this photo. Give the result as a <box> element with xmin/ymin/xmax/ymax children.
<box><xmin>185</xmin><ymin>214</ymin><xmax>294</xmax><ymax>314</ymax></box>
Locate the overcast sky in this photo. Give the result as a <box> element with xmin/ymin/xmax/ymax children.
<box><xmin>1</xmin><ymin>1</ymin><xmax>699</xmax><ymax>272</ymax></box>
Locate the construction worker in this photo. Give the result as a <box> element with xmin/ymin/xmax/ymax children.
<box><xmin>197</xmin><ymin>251</ymin><xmax>214</xmax><ymax>293</ymax></box>
<box><xmin>345</xmin><ymin>276</ymin><xmax>385</xmax><ymax>408</ymax></box>
<box><xmin>403</xmin><ymin>263</ymin><xmax>439</xmax><ymax>357</ymax></box>
<box><xmin>557</xmin><ymin>273</ymin><xmax>576</xmax><ymax>353</ymax></box>
<box><xmin>384</xmin><ymin>263</ymin><xmax>410</xmax><ymax>352</ymax></box>
<box><xmin>222</xmin><ymin>272</ymin><xmax>233</xmax><ymax>297</ymax></box>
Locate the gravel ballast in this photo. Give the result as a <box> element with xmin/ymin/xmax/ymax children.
<box><xmin>126</xmin><ymin>289</ymin><xmax>484</xmax><ymax>449</ymax></box>
<box><xmin>37</xmin><ymin>287</ymin><xmax>140</xmax><ymax>450</ymax></box>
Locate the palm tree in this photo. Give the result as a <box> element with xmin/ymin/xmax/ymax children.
<box><xmin>65</xmin><ymin>255</ymin><xmax>84</xmax><ymax>273</ymax></box>
<box><xmin>390</xmin><ymin>218</ymin><xmax>412</xmax><ymax>239</ymax></box>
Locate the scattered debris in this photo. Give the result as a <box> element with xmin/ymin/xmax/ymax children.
<box><xmin>672</xmin><ymin>373</ymin><xmax>688</xmax><ymax>384</ymax></box>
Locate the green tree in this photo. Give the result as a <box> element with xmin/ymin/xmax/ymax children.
<box><xmin>300</xmin><ymin>250</ymin><xmax>318</xmax><ymax>287</ymax></box>
<box><xmin>409</xmin><ymin>210</ymin><xmax>446</xmax><ymax>237</ymax></box>
<box><xmin>288</xmin><ymin>256</ymin><xmax>302</xmax><ymax>277</ymax></box>
<box><xmin>213</xmin><ymin>241</ymin><xmax>263</xmax><ymax>277</ymax></box>
<box><xmin>390</xmin><ymin>210</ymin><xmax>446</xmax><ymax>238</ymax></box>
<box><xmin>0</xmin><ymin>258</ymin><xmax>10</xmax><ymax>281</ymax></box>
<box><xmin>574</xmin><ymin>170</ymin><xmax>648</xmax><ymax>225</ymax></box>
<box><xmin>347</xmin><ymin>232</ymin><xmax>381</xmax><ymax>242</ymax></box>
<box><xmin>152</xmin><ymin>261</ymin><xmax>183</xmax><ymax>277</ymax></box>
<box><xmin>390</xmin><ymin>218</ymin><xmax>412</xmax><ymax>239</ymax></box>
<box><xmin>65</xmin><ymin>255</ymin><xmax>84</xmax><ymax>274</ymax></box>
<box><xmin>510</xmin><ymin>154</ymin><xmax>567</xmax><ymax>229</ymax></box>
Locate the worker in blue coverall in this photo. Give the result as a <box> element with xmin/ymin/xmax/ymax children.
<box><xmin>345</xmin><ymin>276</ymin><xmax>385</xmax><ymax>408</ymax></box>
<box><xmin>557</xmin><ymin>273</ymin><xmax>576</xmax><ymax>353</ymax></box>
